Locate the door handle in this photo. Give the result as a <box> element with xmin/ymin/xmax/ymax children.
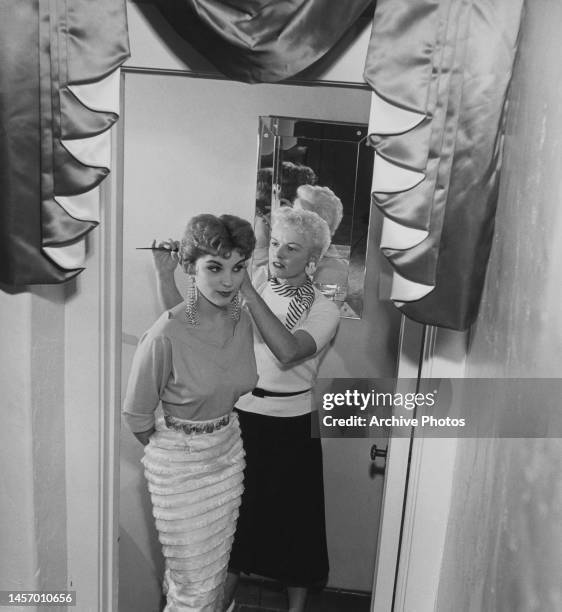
<box><xmin>370</xmin><ymin>444</ymin><xmax>388</xmax><ymax>460</ymax></box>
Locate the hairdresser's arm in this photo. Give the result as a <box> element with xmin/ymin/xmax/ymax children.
<box><xmin>152</xmin><ymin>239</ymin><xmax>183</xmax><ymax>310</ymax></box>
<box><xmin>240</xmin><ymin>272</ymin><xmax>316</xmax><ymax>365</ymax></box>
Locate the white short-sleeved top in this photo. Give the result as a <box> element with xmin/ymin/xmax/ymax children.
<box><xmin>122</xmin><ymin>304</ymin><xmax>258</xmax><ymax>433</ymax></box>
<box><xmin>236</xmin><ymin>271</ymin><xmax>340</xmax><ymax>417</ymax></box>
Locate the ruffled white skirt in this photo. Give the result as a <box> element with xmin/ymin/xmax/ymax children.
<box><xmin>142</xmin><ymin>412</ymin><xmax>245</xmax><ymax>611</ymax></box>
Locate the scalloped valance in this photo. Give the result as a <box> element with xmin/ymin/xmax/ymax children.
<box><xmin>0</xmin><ymin>0</ymin><xmax>129</xmax><ymax>285</ymax></box>
<box><xmin>365</xmin><ymin>0</ymin><xmax>524</xmax><ymax>329</ymax></box>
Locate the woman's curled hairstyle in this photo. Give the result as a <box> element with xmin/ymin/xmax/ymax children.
<box><xmin>181</xmin><ymin>214</ymin><xmax>256</xmax><ymax>267</ymax></box>
<box><xmin>271</xmin><ymin>207</ymin><xmax>331</xmax><ymax>262</ymax></box>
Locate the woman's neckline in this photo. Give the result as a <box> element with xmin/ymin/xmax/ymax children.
<box><xmin>169</xmin><ymin>304</ymin><xmax>239</xmax><ymax>349</ymax></box>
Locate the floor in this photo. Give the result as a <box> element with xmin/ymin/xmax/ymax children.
<box><xmin>234</xmin><ymin>577</ymin><xmax>371</xmax><ymax>611</ymax></box>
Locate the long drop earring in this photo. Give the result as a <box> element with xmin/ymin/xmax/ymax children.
<box><xmin>305</xmin><ymin>260</ymin><xmax>317</xmax><ymax>278</ymax></box>
<box><xmin>185</xmin><ymin>276</ymin><xmax>199</xmax><ymax>325</ymax></box>
<box><xmin>229</xmin><ymin>292</ymin><xmax>241</xmax><ymax>322</ymax></box>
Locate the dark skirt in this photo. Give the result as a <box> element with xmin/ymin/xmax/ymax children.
<box><xmin>229</xmin><ymin>409</ymin><xmax>329</xmax><ymax>587</ymax></box>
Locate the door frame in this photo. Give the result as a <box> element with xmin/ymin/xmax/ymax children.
<box><xmin>371</xmin><ymin>324</ymin><xmax>469</xmax><ymax>611</ymax></box>
<box><xmin>370</xmin><ymin>316</ymin><xmax>424</xmax><ymax>611</ymax></box>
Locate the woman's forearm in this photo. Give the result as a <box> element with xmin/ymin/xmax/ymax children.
<box><xmin>156</xmin><ymin>270</ymin><xmax>183</xmax><ymax>310</ymax></box>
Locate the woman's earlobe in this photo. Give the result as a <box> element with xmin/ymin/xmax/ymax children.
<box><xmin>305</xmin><ymin>260</ymin><xmax>317</xmax><ymax>276</ymax></box>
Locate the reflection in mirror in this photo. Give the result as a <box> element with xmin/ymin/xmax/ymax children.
<box><xmin>256</xmin><ymin>116</ymin><xmax>374</xmax><ymax>318</ymax></box>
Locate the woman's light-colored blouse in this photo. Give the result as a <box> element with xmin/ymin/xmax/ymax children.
<box><xmin>236</xmin><ymin>269</ymin><xmax>340</xmax><ymax>417</ymax></box>
<box><xmin>122</xmin><ymin>303</ymin><xmax>258</xmax><ymax>433</ymax></box>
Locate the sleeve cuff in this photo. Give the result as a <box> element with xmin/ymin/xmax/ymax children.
<box><xmin>122</xmin><ymin>411</ymin><xmax>156</xmax><ymax>434</ymax></box>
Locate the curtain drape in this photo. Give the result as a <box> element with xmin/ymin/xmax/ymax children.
<box><xmin>152</xmin><ymin>0</ymin><xmax>374</xmax><ymax>83</ymax></box>
<box><xmin>0</xmin><ymin>0</ymin><xmax>129</xmax><ymax>285</ymax></box>
<box><xmin>365</xmin><ymin>0</ymin><xmax>524</xmax><ymax>329</ymax></box>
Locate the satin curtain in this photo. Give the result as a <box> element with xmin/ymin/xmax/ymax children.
<box><xmin>0</xmin><ymin>0</ymin><xmax>129</xmax><ymax>285</ymax></box>
<box><xmin>365</xmin><ymin>0</ymin><xmax>524</xmax><ymax>330</ymax></box>
<box><xmin>153</xmin><ymin>0</ymin><xmax>374</xmax><ymax>83</ymax></box>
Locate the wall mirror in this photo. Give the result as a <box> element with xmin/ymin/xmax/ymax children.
<box><xmin>255</xmin><ymin>116</ymin><xmax>374</xmax><ymax>318</ymax></box>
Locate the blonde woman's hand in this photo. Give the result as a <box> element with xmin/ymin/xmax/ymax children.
<box><xmin>152</xmin><ymin>239</ymin><xmax>180</xmax><ymax>276</ymax></box>
<box><xmin>253</xmin><ymin>213</ymin><xmax>270</xmax><ymax>249</ymax></box>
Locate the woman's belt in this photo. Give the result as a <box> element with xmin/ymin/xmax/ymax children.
<box><xmin>251</xmin><ymin>387</ymin><xmax>311</xmax><ymax>398</ymax></box>
<box><xmin>164</xmin><ymin>413</ymin><xmax>230</xmax><ymax>435</ymax></box>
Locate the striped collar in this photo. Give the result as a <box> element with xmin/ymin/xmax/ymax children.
<box><xmin>268</xmin><ymin>277</ymin><xmax>315</xmax><ymax>330</ymax></box>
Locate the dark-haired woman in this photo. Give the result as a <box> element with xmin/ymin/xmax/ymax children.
<box><xmin>122</xmin><ymin>214</ymin><xmax>258</xmax><ymax>611</ymax></box>
<box><xmin>153</xmin><ymin>207</ymin><xmax>340</xmax><ymax>612</ymax></box>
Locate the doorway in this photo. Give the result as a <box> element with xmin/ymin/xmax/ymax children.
<box><xmin>116</xmin><ymin>69</ymin><xmax>404</xmax><ymax>611</ymax></box>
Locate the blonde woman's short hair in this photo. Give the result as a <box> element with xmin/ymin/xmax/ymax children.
<box><xmin>271</xmin><ymin>206</ymin><xmax>331</xmax><ymax>262</ymax></box>
<box><xmin>293</xmin><ymin>184</ymin><xmax>343</xmax><ymax>237</ymax></box>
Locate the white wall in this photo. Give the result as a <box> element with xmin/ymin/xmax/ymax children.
<box><xmin>0</xmin><ymin>292</ymin><xmax>39</xmax><ymax>595</ymax></box>
<box><xmin>0</xmin><ymin>286</ymin><xmax>70</xmax><ymax>610</ymax></box>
